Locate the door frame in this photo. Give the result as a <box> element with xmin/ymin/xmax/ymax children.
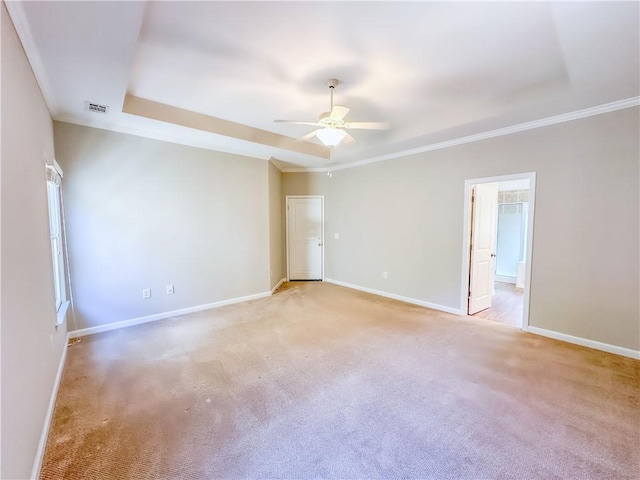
<box><xmin>460</xmin><ymin>172</ymin><xmax>536</xmax><ymax>329</ymax></box>
<box><xmin>285</xmin><ymin>195</ymin><xmax>325</xmax><ymax>281</ymax></box>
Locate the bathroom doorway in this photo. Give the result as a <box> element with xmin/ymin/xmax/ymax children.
<box><xmin>461</xmin><ymin>173</ymin><xmax>536</xmax><ymax>329</ymax></box>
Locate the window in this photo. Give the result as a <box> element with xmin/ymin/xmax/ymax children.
<box><xmin>46</xmin><ymin>161</ymin><xmax>67</xmax><ymax>324</ymax></box>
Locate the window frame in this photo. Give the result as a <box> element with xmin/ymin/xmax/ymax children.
<box><xmin>46</xmin><ymin>160</ymin><xmax>68</xmax><ymax>325</ymax></box>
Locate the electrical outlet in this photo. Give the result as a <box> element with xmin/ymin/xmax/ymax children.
<box><xmin>166</xmin><ymin>285</ymin><xmax>174</xmax><ymax>295</ymax></box>
<box><xmin>382</xmin><ymin>272</ymin><xmax>388</xmax><ymax>280</ymax></box>
<box><xmin>142</xmin><ymin>288</ymin><xmax>151</xmax><ymax>299</ymax></box>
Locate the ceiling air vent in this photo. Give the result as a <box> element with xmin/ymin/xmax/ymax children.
<box><xmin>86</xmin><ymin>102</ymin><xmax>109</xmax><ymax>114</ymax></box>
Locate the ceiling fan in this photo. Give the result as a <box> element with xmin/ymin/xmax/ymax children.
<box><xmin>275</xmin><ymin>79</ymin><xmax>390</xmax><ymax>147</ymax></box>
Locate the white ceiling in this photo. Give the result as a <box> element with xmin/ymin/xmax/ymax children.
<box><xmin>7</xmin><ymin>1</ymin><xmax>639</xmax><ymax>170</ymax></box>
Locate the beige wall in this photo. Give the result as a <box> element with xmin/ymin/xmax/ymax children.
<box><xmin>54</xmin><ymin>122</ymin><xmax>271</xmax><ymax>330</ymax></box>
<box><xmin>1</xmin><ymin>4</ymin><xmax>69</xmax><ymax>478</ymax></box>
<box><xmin>283</xmin><ymin>107</ymin><xmax>640</xmax><ymax>351</ymax></box>
<box><xmin>268</xmin><ymin>162</ymin><xmax>284</xmax><ymax>289</ymax></box>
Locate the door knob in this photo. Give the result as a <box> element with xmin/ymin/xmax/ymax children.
<box><xmin>491</xmin><ymin>253</ymin><xmax>496</xmax><ymax>257</ymax></box>
<box><xmin>318</xmin><ymin>243</ymin><xmax>323</xmax><ymax>246</ymax></box>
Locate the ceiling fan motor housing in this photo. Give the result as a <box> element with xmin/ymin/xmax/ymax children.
<box><xmin>318</xmin><ymin>112</ymin><xmax>342</xmax><ymax>128</ymax></box>
<box><xmin>326</xmin><ymin>78</ymin><xmax>339</xmax><ymax>88</ymax></box>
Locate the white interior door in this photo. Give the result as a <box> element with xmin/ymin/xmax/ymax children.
<box><xmin>287</xmin><ymin>197</ymin><xmax>323</xmax><ymax>280</ymax></box>
<box><xmin>469</xmin><ymin>183</ymin><xmax>498</xmax><ymax>314</ymax></box>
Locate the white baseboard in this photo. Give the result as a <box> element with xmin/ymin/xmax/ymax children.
<box><xmin>69</xmin><ymin>291</ymin><xmax>272</xmax><ymax>338</ymax></box>
<box><xmin>324</xmin><ymin>279</ymin><xmax>639</xmax><ymax>359</ymax></box>
<box><xmin>525</xmin><ymin>326</ymin><xmax>640</xmax><ymax>360</ymax></box>
<box><xmin>34</xmin><ymin>289</ymin><xmax>276</xmax><ymax>476</ymax></box>
<box><xmin>324</xmin><ymin>278</ymin><xmax>464</xmax><ymax>316</ymax></box>
<box><xmin>31</xmin><ymin>332</ymin><xmax>70</xmax><ymax>479</ymax></box>
<box><xmin>29</xmin><ymin>282</ymin><xmax>638</xmax><ymax>480</ymax></box>
<box><xmin>495</xmin><ymin>275</ymin><xmax>516</xmax><ymax>284</ymax></box>
<box><xmin>271</xmin><ymin>277</ymin><xmax>286</xmax><ymax>294</ymax></box>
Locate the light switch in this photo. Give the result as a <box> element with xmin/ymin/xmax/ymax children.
<box><xmin>334</xmin><ymin>233</ymin><xmax>340</xmax><ymax>239</ymax></box>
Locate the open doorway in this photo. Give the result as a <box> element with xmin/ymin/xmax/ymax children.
<box><xmin>461</xmin><ymin>173</ymin><xmax>536</xmax><ymax>329</ymax></box>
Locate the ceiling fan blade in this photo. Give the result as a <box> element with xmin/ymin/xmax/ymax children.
<box><xmin>295</xmin><ymin>129</ymin><xmax>321</xmax><ymax>142</ymax></box>
<box><xmin>275</xmin><ymin>120</ymin><xmax>322</xmax><ymax>127</ymax></box>
<box><xmin>329</xmin><ymin>105</ymin><xmax>350</xmax><ymax>121</ymax></box>
<box><xmin>342</xmin><ymin>131</ymin><xmax>356</xmax><ymax>144</ymax></box>
<box><xmin>344</xmin><ymin>121</ymin><xmax>390</xmax><ymax>130</ymax></box>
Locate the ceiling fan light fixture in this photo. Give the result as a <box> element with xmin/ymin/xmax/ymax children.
<box><xmin>316</xmin><ymin>127</ymin><xmax>346</xmax><ymax>147</ymax></box>
<box><xmin>275</xmin><ymin>78</ymin><xmax>389</xmax><ymax>148</ymax></box>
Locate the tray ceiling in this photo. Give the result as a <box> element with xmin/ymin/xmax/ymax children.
<box><xmin>7</xmin><ymin>1</ymin><xmax>639</xmax><ymax>170</ymax></box>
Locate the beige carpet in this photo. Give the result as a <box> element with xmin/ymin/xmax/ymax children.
<box><xmin>40</xmin><ymin>281</ymin><xmax>639</xmax><ymax>479</ymax></box>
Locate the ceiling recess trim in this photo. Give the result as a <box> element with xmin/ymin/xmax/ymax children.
<box><xmin>282</xmin><ymin>96</ymin><xmax>640</xmax><ymax>173</ymax></box>
<box><xmin>123</xmin><ymin>94</ymin><xmax>329</xmax><ymax>159</ymax></box>
<box><xmin>54</xmin><ymin>114</ymin><xmax>299</xmax><ymax>164</ymax></box>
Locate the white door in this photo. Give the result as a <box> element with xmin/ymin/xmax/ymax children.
<box><xmin>287</xmin><ymin>196</ymin><xmax>323</xmax><ymax>280</ymax></box>
<box><xmin>468</xmin><ymin>183</ymin><xmax>498</xmax><ymax>314</ymax></box>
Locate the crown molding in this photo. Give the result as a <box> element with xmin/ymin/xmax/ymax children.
<box><xmin>286</xmin><ymin>97</ymin><xmax>640</xmax><ymax>174</ymax></box>
<box><xmin>5</xmin><ymin>1</ymin><xmax>60</xmax><ymax>116</ymax></box>
<box><xmin>14</xmin><ymin>0</ymin><xmax>637</xmax><ymax>176</ymax></box>
<box><xmin>12</xmin><ymin>0</ymin><xmax>635</xmax><ymax>175</ymax></box>
<box><xmin>268</xmin><ymin>157</ymin><xmax>285</xmax><ymax>172</ymax></box>
<box><xmin>56</xmin><ymin>95</ymin><xmax>640</xmax><ymax>175</ymax></box>
<box><xmin>281</xmin><ymin>167</ymin><xmax>329</xmax><ymax>173</ymax></box>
